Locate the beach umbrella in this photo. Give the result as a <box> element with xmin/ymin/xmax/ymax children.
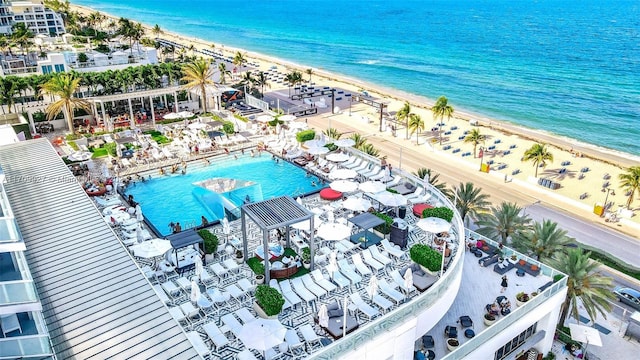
<box><xmin>318</xmin><ymin>304</ymin><xmax>329</xmax><ymax>328</ymax></box>
<box><xmin>327</xmin><ymin>252</ymin><xmax>338</xmax><ymax>279</ymax></box>
<box><xmin>195</xmin><ymin>255</ymin><xmax>204</xmax><ymax>280</ymax></box>
<box><xmin>330</xmin><ymin>180</ymin><xmax>359</xmax><ymax>193</ymax></box>
<box><xmin>334</xmin><ymin>139</ymin><xmax>356</xmax><ymax>148</ymax></box>
<box><xmin>307</xmin><ymin>146</ymin><xmax>329</xmax><ymax>155</ymax></box>
<box><xmin>129</xmin><ymin>238</ymin><xmax>172</xmax><ymax>259</ymax></box>
<box><xmin>568</xmin><ymin>323</ymin><xmax>602</xmax><ymax>355</ymax></box>
<box><xmin>279</xmin><ymin>114</ymin><xmax>297</xmax><ymax>122</ymax></box>
<box><xmin>342</xmin><ymin>197</ymin><xmax>372</xmax><ymax>212</ymax></box>
<box><xmin>326</xmin><ymin>152</ymin><xmax>351</xmax><ymax>162</ymax></box>
<box><xmin>135</xmin><ymin>204</ymin><xmax>144</xmax><ymax>222</ymax></box>
<box><xmin>304</xmin><ymin>139</ymin><xmax>326</xmax><ymax>148</ymax></box>
<box><xmin>367</xmin><ymin>276</ymin><xmax>379</xmax><ymax>300</ymax></box>
<box><xmin>178</xmin><ymin>110</ymin><xmax>195</xmax><ymax>118</ymax></box>
<box><xmin>136</xmin><ymin>224</ymin><xmax>145</xmax><ymax>243</ymax></box>
<box><xmin>238</xmin><ymin>319</ymin><xmax>287</xmax><ymax>355</ymax></box>
<box><xmin>404</xmin><ymin>268</ymin><xmax>413</xmax><ymax>291</ymax></box>
<box><xmin>188</xmin><ymin>122</ymin><xmax>208</xmax><ymax>130</ymax></box>
<box><xmin>288</xmin><ymin>121</ymin><xmax>308</xmax><ymax>130</ymax></box>
<box><xmin>416</xmin><ymin>217</ymin><xmax>451</xmax><ymax>234</ymax></box>
<box><xmin>222</xmin><ymin>216</ymin><xmax>230</xmax><ymax>241</ymax></box>
<box><xmin>317</xmin><ymin>222</ymin><xmax>352</xmax><ymax>241</ymax></box>
<box><xmin>190</xmin><ymin>279</ymin><xmax>201</xmax><ymax>303</ymax></box>
<box><xmin>330</xmin><ymin>168</ymin><xmax>357</xmax><ymax>180</ymax></box>
<box><xmin>359</xmin><ymin>181</ymin><xmax>387</xmax><ymax>194</ymax></box>
<box><xmin>374</xmin><ymin>192</ymin><xmax>407</xmax><ymax>207</ymax></box>
<box><xmin>163</xmin><ymin>112</ymin><xmax>180</xmax><ymax>120</ymax></box>
<box><xmin>342</xmin><ymin>296</ymin><xmax>350</xmax><ymax>338</ymax></box>
<box><xmin>256</xmin><ymin>114</ymin><xmax>275</xmax><ymax>123</ymax></box>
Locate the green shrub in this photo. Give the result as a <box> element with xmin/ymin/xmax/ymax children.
<box><xmin>247</xmin><ymin>257</ymin><xmax>265</xmax><ymax>275</ymax></box>
<box><xmin>325</xmin><ymin>143</ymin><xmax>338</xmax><ymax>152</ymax></box>
<box><xmin>296</xmin><ymin>129</ymin><xmax>315</xmax><ymax>143</ymax></box>
<box><xmin>68</xmin><ymin>141</ymin><xmax>79</xmax><ymax>151</ymax></box>
<box><xmin>373</xmin><ymin>212</ymin><xmax>393</xmax><ymax>234</ymax></box>
<box><xmin>222</xmin><ymin>121</ymin><xmax>235</xmax><ymax>135</ymax></box>
<box><xmin>233</xmin><ymin>114</ymin><xmax>249</xmax><ymax>122</ymax></box>
<box><xmin>198</xmin><ymin>229</ymin><xmax>219</xmax><ymax>254</ymax></box>
<box><xmin>422</xmin><ymin>206</ymin><xmax>454</xmax><ymax>222</ymax></box>
<box><xmin>410</xmin><ymin>244</ymin><xmax>443</xmax><ymax>272</ymax></box>
<box><xmin>255</xmin><ymin>285</ymin><xmax>285</xmax><ymax>316</ymax></box>
<box><xmin>301</xmin><ymin>247</ymin><xmax>311</xmax><ymax>262</ymax></box>
<box><xmin>553</xmin><ymin>274</ymin><xmax>564</xmax><ymax>283</ymax></box>
<box><xmin>103</xmin><ymin>142</ymin><xmax>117</xmax><ymax>157</ymax></box>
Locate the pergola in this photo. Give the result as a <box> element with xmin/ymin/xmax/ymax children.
<box><xmin>240</xmin><ymin>196</ymin><xmax>315</xmax><ymax>283</ymax></box>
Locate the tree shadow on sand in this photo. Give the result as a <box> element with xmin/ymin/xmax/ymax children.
<box><xmin>540</xmin><ymin>167</ymin><xmax>578</xmax><ymax>181</ymax></box>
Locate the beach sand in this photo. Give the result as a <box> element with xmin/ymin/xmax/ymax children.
<box><xmin>72</xmin><ymin>5</ymin><xmax>640</xmax><ymax>238</ymax></box>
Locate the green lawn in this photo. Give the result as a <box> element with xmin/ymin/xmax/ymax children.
<box><xmin>91</xmin><ymin>148</ymin><xmax>109</xmax><ymax>158</ymax></box>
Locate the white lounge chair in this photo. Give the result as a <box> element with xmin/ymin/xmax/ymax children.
<box><xmin>202</xmin><ymin>322</ymin><xmax>229</xmax><ymax>349</ymax></box>
<box><xmin>221</xmin><ymin>313</ymin><xmax>243</xmax><ymax>337</ymax></box>
<box><xmin>381</xmin><ymin>239</ymin><xmax>405</xmax><ymax>259</ymax></box>
<box><xmin>301</xmin><ymin>274</ymin><xmax>328</xmax><ymax>298</ymax></box>
<box><xmin>238</xmin><ymin>350</ymin><xmax>259</xmax><ymax>360</ymax></box>
<box><xmin>238</xmin><ymin>278</ymin><xmax>256</xmax><ymax>294</ymax></box>
<box><xmin>349</xmin><ymin>292</ymin><xmax>379</xmax><ymax>320</ymax></box>
<box><xmin>323</xmin><ymin>265</ymin><xmax>351</xmax><ymax>289</ymax></box>
<box><xmin>377</xmin><ymin>278</ymin><xmax>405</xmax><ymax>304</ymax></box>
<box><xmin>185</xmin><ymin>331</ymin><xmax>210</xmax><ymax>358</ymax></box>
<box><xmin>350</xmin><ymin>253</ymin><xmax>373</xmax><ymax>277</ymax></box>
<box><xmin>235</xmin><ymin>307</ymin><xmax>256</xmax><ymax>324</ymax></box>
<box><xmin>361</xmin><ymin>250</ymin><xmax>385</xmax><ymax>273</ymax></box>
<box><xmin>279</xmin><ymin>279</ymin><xmax>306</xmax><ymax>308</ymax></box>
<box><xmin>300</xmin><ymin>324</ymin><xmax>323</xmax><ymax>350</ymax></box>
<box><xmin>152</xmin><ymin>284</ymin><xmax>172</xmax><ymax>305</ymax></box>
<box><xmin>310</xmin><ymin>269</ymin><xmax>337</xmax><ymax>293</ymax></box>
<box><xmin>289</xmin><ymin>278</ymin><xmax>317</xmax><ymax>303</ymax></box>
<box><xmin>372</xmin><ymin>293</ymin><xmax>394</xmax><ymax>313</ymax></box>
<box><xmin>390</xmin><ymin>269</ymin><xmax>417</xmax><ymax>295</ymax></box>
<box><xmin>268</xmin><ymin>280</ymin><xmax>294</xmax><ymax>310</ymax></box>
<box><xmin>337</xmin><ymin>259</ymin><xmax>362</xmax><ymax>285</ymax></box>
<box><xmin>368</xmin><ymin>246</ymin><xmax>392</xmax><ymax>266</ymax></box>
<box><xmin>285</xmin><ymin>329</ymin><xmax>305</xmax><ymax>356</ymax></box>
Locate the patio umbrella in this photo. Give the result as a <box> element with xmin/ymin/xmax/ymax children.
<box><xmin>307</xmin><ymin>146</ymin><xmax>329</xmax><ymax>155</ymax></box>
<box><xmin>136</xmin><ymin>224</ymin><xmax>145</xmax><ymax>243</ymax></box>
<box><xmin>330</xmin><ymin>180</ymin><xmax>359</xmax><ymax>193</ymax></box>
<box><xmin>334</xmin><ymin>138</ymin><xmax>356</xmax><ymax>148</ymax></box>
<box><xmin>135</xmin><ymin>204</ymin><xmax>144</xmax><ymax>222</ymax></box>
<box><xmin>374</xmin><ymin>192</ymin><xmax>407</xmax><ymax>207</ymax></box>
<box><xmin>222</xmin><ymin>216</ymin><xmax>230</xmax><ymax>241</ymax></box>
<box><xmin>129</xmin><ymin>238</ymin><xmax>172</xmax><ymax>259</ymax></box>
<box><xmin>317</xmin><ymin>222</ymin><xmax>352</xmax><ymax>241</ymax></box>
<box><xmin>194</xmin><ymin>255</ymin><xmax>204</xmax><ymax>280</ymax></box>
<box><xmin>67</xmin><ymin>151</ymin><xmax>93</xmax><ymax>162</ymax></box>
<box><xmin>296</xmin><ymin>197</ymin><xmax>303</xmax><ymax>205</ymax></box>
<box><xmin>327</xmin><ymin>251</ymin><xmax>338</xmax><ymax>279</ymax></box>
<box><xmin>404</xmin><ymin>267</ymin><xmax>413</xmax><ymax>291</ymax></box>
<box><xmin>279</xmin><ymin>114</ymin><xmax>297</xmax><ymax>122</ymax></box>
<box><xmin>416</xmin><ymin>217</ymin><xmax>451</xmax><ymax>234</ymax></box>
<box><xmin>256</xmin><ymin>114</ymin><xmax>275</xmax><ymax>123</ymax></box>
<box><xmin>568</xmin><ymin>323</ymin><xmax>602</xmax><ymax>355</ymax></box>
<box><xmin>188</xmin><ymin>122</ymin><xmax>208</xmax><ymax>130</ymax></box>
<box><xmin>318</xmin><ymin>304</ymin><xmax>329</xmax><ymax>328</ymax></box>
<box><xmin>359</xmin><ymin>181</ymin><xmax>387</xmax><ymax>194</ymax></box>
<box><xmin>304</xmin><ymin>139</ymin><xmax>326</xmax><ymax>148</ymax></box>
<box><xmin>178</xmin><ymin>110</ymin><xmax>194</xmax><ymax>118</ymax></box>
<box><xmin>238</xmin><ymin>319</ymin><xmax>287</xmax><ymax>355</ymax></box>
<box><xmin>330</xmin><ymin>168</ymin><xmax>358</xmax><ymax>180</ymax></box>
<box><xmin>290</xmin><ymin>216</ymin><xmax>321</xmax><ymax>231</ymax></box>
<box><xmin>342</xmin><ymin>197</ymin><xmax>372</xmax><ymax>212</ymax></box>
<box><xmin>367</xmin><ymin>276</ymin><xmax>379</xmax><ymax>300</ymax></box>
<box><xmin>163</xmin><ymin>112</ymin><xmax>180</xmax><ymax>120</ymax></box>
<box><xmin>326</xmin><ymin>152</ymin><xmax>351</xmax><ymax>162</ymax></box>
<box><xmin>190</xmin><ymin>279</ymin><xmax>201</xmax><ymax>303</ymax></box>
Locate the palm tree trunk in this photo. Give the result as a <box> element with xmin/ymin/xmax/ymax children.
<box><xmin>473</xmin><ymin>144</ymin><xmax>477</xmax><ymax>158</ymax></box>
<box><xmin>534</xmin><ymin>163</ymin><xmax>539</xmax><ymax>178</ymax></box>
<box><xmin>65</xmin><ymin>105</ymin><xmax>74</xmax><ymax>132</ymax></box>
<box><xmin>200</xmin><ymin>85</ymin><xmax>207</xmax><ymax>113</ymax></box>
<box><xmin>558</xmin><ymin>298</ymin><xmax>571</xmax><ymax>326</ymax></box>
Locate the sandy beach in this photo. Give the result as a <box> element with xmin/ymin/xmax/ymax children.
<box><xmin>72</xmin><ymin>4</ymin><xmax>640</xmax><ymax>238</ymax></box>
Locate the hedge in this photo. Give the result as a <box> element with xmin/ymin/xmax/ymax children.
<box><xmin>422</xmin><ymin>206</ymin><xmax>454</xmax><ymax>222</ymax></box>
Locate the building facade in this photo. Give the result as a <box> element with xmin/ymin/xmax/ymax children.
<box><xmin>0</xmin><ymin>0</ymin><xmax>65</xmax><ymax>36</ymax></box>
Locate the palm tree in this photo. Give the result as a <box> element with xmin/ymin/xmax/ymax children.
<box><xmin>323</xmin><ymin>128</ymin><xmax>342</xmax><ymax>140</ymax></box>
<box><xmin>350</xmin><ymin>133</ymin><xmax>367</xmax><ymax>148</ymax></box>
<box><xmin>431</xmin><ymin>96</ymin><xmax>454</xmax><ymax>145</ymax></box>
<box><xmin>181</xmin><ymin>58</ymin><xmax>215</xmax><ymax>113</ymax></box>
<box><xmin>240</xmin><ymin>71</ymin><xmax>255</xmax><ymax>94</ymax></box>
<box><xmin>464</xmin><ymin>128</ymin><xmax>485</xmax><ymax>158</ymax></box>
<box><xmin>0</xmin><ymin>76</ymin><xmax>20</xmax><ymax>114</ymax></box>
<box><xmin>40</xmin><ymin>73</ymin><xmax>92</xmax><ymax>132</ymax></box>
<box><xmin>253</xmin><ymin>71</ymin><xmax>269</xmax><ymax>98</ymax></box>
<box><xmin>87</xmin><ymin>11</ymin><xmax>102</xmax><ymax>36</ymax></box>
<box><xmin>523</xmin><ymin>143</ymin><xmax>553</xmax><ymax>177</ymax></box>
<box><xmin>396</xmin><ymin>101</ymin><xmax>411</xmax><ymax>140</ymax></box>
<box><xmin>305</xmin><ymin>68</ymin><xmax>314</xmax><ymax>83</ymax></box>
<box><xmin>475</xmin><ymin>202</ymin><xmax>531</xmax><ymax>244</ymax></box>
<box><xmin>359</xmin><ymin>143</ymin><xmax>380</xmax><ymax>158</ymax></box>
<box><xmin>452</xmin><ymin>182</ymin><xmax>490</xmax><ymax>226</ymax></box>
<box><xmin>0</xmin><ymin>34</ymin><xmax>12</xmax><ymax>56</ymax></box>
<box><xmin>218</xmin><ymin>62</ymin><xmax>231</xmax><ymax>85</ymax></box>
<box><xmin>152</xmin><ymin>24</ymin><xmax>163</xmax><ymax>38</ymax></box>
<box><xmin>413</xmin><ymin>167</ymin><xmax>451</xmax><ymax>198</ymax></box>
<box><xmin>10</xmin><ymin>23</ymin><xmax>34</xmax><ymax>56</ymax></box>
<box><xmin>551</xmin><ymin>248</ymin><xmax>615</xmax><ymax>326</ymax></box>
<box><xmin>408</xmin><ymin>113</ymin><xmax>424</xmax><ymax>145</ymax></box>
<box><xmin>511</xmin><ymin>220</ymin><xmax>572</xmax><ymax>262</ymax></box>
<box><xmin>233</xmin><ymin>51</ymin><xmax>247</xmax><ymax>71</ymax></box>
<box><xmin>618</xmin><ymin>166</ymin><xmax>640</xmax><ymax>209</ymax></box>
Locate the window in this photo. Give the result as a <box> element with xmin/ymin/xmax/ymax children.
<box><xmin>41</xmin><ymin>65</ymin><xmax>52</xmax><ymax>74</ymax></box>
<box><xmin>54</xmin><ymin>64</ymin><xmax>64</xmax><ymax>73</ymax></box>
<box><xmin>494</xmin><ymin>323</ymin><xmax>538</xmax><ymax>360</ymax></box>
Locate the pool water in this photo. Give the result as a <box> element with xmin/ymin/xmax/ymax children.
<box><xmin>124</xmin><ymin>155</ymin><xmax>321</xmax><ymax>236</ymax></box>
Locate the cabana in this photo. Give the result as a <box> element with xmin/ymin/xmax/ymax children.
<box><xmin>241</xmin><ymin>196</ymin><xmax>314</xmax><ymax>283</ymax></box>
<box><xmin>348</xmin><ymin>212</ymin><xmax>385</xmax><ymax>249</ymax></box>
<box><xmin>166</xmin><ymin>229</ymin><xmax>203</xmax><ymax>274</ymax></box>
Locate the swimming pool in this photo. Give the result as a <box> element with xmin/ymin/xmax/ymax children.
<box><xmin>124</xmin><ymin>155</ymin><xmax>321</xmax><ymax>236</ymax></box>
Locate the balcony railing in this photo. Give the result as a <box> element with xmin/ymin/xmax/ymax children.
<box><xmin>0</xmin><ymin>280</ymin><xmax>39</xmax><ymax>306</ymax></box>
<box><xmin>0</xmin><ymin>335</ymin><xmax>53</xmax><ymax>359</ymax></box>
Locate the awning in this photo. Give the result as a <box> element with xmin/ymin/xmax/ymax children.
<box><xmin>349</xmin><ymin>212</ymin><xmax>385</xmax><ymax>230</ymax></box>
<box><xmin>166</xmin><ymin>229</ymin><xmax>203</xmax><ymax>249</ymax></box>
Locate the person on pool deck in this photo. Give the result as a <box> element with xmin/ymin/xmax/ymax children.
<box><xmin>201</xmin><ymin>216</ymin><xmax>208</xmax><ymax>227</ymax></box>
<box><xmin>173</xmin><ymin>222</ymin><xmax>182</xmax><ymax>233</ymax></box>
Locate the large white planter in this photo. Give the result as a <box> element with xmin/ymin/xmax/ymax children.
<box><xmin>484</xmin><ymin>315</ymin><xmax>496</xmax><ymax>326</ymax></box>
<box><xmin>253</xmin><ymin>301</ymin><xmax>278</xmax><ymax>320</ymax></box>
<box><xmin>446</xmin><ymin>339</ymin><xmax>459</xmax><ymax>351</ymax></box>
<box><xmin>419</xmin><ymin>264</ymin><xmax>439</xmax><ymax>277</ymax></box>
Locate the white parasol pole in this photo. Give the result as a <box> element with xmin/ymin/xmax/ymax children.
<box><xmin>343</xmin><ymin>296</ymin><xmax>348</xmax><ymax>339</ymax></box>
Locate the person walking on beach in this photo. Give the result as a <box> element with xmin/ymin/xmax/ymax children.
<box><xmin>500</xmin><ymin>275</ymin><xmax>508</xmax><ymax>293</ymax></box>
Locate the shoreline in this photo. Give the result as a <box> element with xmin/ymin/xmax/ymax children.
<box><xmin>70</xmin><ymin>3</ymin><xmax>639</xmax><ymax>170</ymax></box>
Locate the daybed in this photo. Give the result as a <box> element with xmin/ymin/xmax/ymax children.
<box><xmin>319</xmin><ymin>188</ymin><xmax>343</xmax><ymax>201</ymax></box>
<box><xmin>405</xmin><ymin>264</ymin><xmax>437</xmax><ymax>291</ymax></box>
<box><xmin>493</xmin><ymin>259</ymin><xmax>515</xmax><ymax>275</ymax></box>
<box><xmin>412</xmin><ymin>203</ymin><xmax>434</xmax><ymax>218</ymax></box>
<box><xmin>514</xmin><ymin>260</ymin><xmax>541</xmax><ymax>276</ymax></box>
<box><xmin>478</xmin><ymin>254</ymin><xmax>499</xmax><ymax>267</ymax></box>
<box><xmin>316</xmin><ymin>301</ymin><xmax>359</xmax><ymax>339</ymax></box>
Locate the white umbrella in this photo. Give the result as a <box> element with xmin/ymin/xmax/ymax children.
<box><xmin>163</xmin><ymin>112</ymin><xmax>181</xmax><ymax>120</ymax></box>
<box><xmin>188</xmin><ymin>122</ymin><xmax>208</xmax><ymax>130</ymax></box>
<box><xmin>129</xmin><ymin>238</ymin><xmax>172</xmax><ymax>259</ymax></box>
<box><xmin>318</xmin><ymin>304</ymin><xmax>329</xmax><ymax>328</ymax></box>
<box><xmin>288</xmin><ymin>121</ymin><xmax>308</xmax><ymax>130</ymax></box>
<box><xmin>334</xmin><ymin>139</ymin><xmax>356</xmax><ymax>148</ymax></box>
<box><xmin>135</xmin><ymin>224</ymin><xmax>145</xmax><ymax>243</ymax></box>
<box><xmin>290</xmin><ymin>216</ymin><xmax>321</xmax><ymax>231</ymax></box>
<box><xmin>330</xmin><ymin>180</ymin><xmax>359</xmax><ymax>193</ymax></box>
<box><xmin>327</xmin><ymin>251</ymin><xmax>338</xmax><ymax>279</ymax></box>
<box><xmin>256</xmin><ymin>114</ymin><xmax>275</xmax><ymax>123</ymax></box>
<box><xmin>568</xmin><ymin>323</ymin><xmax>602</xmax><ymax>355</ymax></box>
<box><xmin>135</xmin><ymin>204</ymin><xmax>144</xmax><ymax>222</ymax></box>
<box><xmin>222</xmin><ymin>216</ymin><xmax>230</xmax><ymax>241</ymax></box>
<box><xmin>374</xmin><ymin>192</ymin><xmax>407</xmax><ymax>207</ymax></box>
<box><xmin>404</xmin><ymin>267</ymin><xmax>413</xmax><ymax>290</ymax></box>
<box><xmin>416</xmin><ymin>217</ymin><xmax>451</xmax><ymax>234</ymax></box>
<box><xmin>190</xmin><ymin>279</ymin><xmax>201</xmax><ymax>303</ymax></box>
<box><xmin>342</xmin><ymin>197</ymin><xmax>372</xmax><ymax>212</ymax></box>
<box><xmin>307</xmin><ymin>146</ymin><xmax>329</xmax><ymax>155</ymax></box>
<box><xmin>238</xmin><ymin>319</ymin><xmax>287</xmax><ymax>354</ymax></box>
<box><xmin>326</xmin><ymin>152</ymin><xmax>351</xmax><ymax>162</ymax></box>
<box><xmin>178</xmin><ymin>110</ymin><xmax>194</xmax><ymax>118</ymax></box>
<box><xmin>367</xmin><ymin>276</ymin><xmax>379</xmax><ymax>300</ymax></box>
<box><xmin>359</xmin><ymin>181</ymin><xmax>387</xmax><ymax>193</ymax></box>
<box><xmin>279</xmin><ymin>114</ymin><xmax>296</xmax><ymax>122</ymax></box>
<box><xmin>330</xmin><ymin>168</ymin><xmax>358</xmax><ymax>180</ymax></box>
<box><xmin>304</xmin><ymin>139</ymin><xmax>326</xmax><ymax>148</ymax></box>
<box><xmin>317</xmin><ymin>222</ymin><xmax>352</xmax><ymax>241</ymax></box>
<box><xmin>195</xmin><ymin>255</ymin><xmax>204</xmax><ymax>280</ymax></box>
<box><xmin>67</xmin><ymin>151</ymin><xmax>93</xmax><ymax>161</ymax></box>
<box><xmin>296</xmin><ymin>197</ymin><xmax>303</xmax><ymax>205</ymax></box>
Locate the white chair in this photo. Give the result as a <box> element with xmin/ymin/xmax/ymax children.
<box><xmin>381</xmin><ymin>239</ymin><xmax>405</xmax><ymax>259</ymax></box>
<box><xmin>289</xmin><ymin>278</ymin><xmax>317</xmax><ymax>304</ymax></box>
<box><xmin>343</xmin><ymin>158</ymin><xmax>362</xmax><ymax>169</ymax></box>
<box><xmin>199</xmin><ymin>269</ymin><xmax>215</xmax><ymax>286</ymax></box>
<box><xmin>225</xmin><ymin>284</ymin><xmax>247</xmax><ymax>304</ymax></box>
<box><xmin>235</xmin><ymin>307</ymin><xmax>256</xmax><ymax>324</ymax></box>
<box><xmin>337</xmin><ymin>259</ymin><xmax>362</xmax><ymax>285</ymax></box>
<box><xmin>378</xmin><ymin>278</ymin><xmax>405</xmax><ymax>305</ymax></box>
<box><xmin>300</xmin><ymin>324</ymin><xmax>323</xmax><ymax>350</ymax></box>
<box><xmin>310</xmin><ymin>269</ymin><xmax>337</xmax><ymax>293</ymax></box>
<box><xmin>238</xmin><ymin>278</ymin><xmax>256</xmax><ymax>294</ymax></box>
<box><xmin>323</xmin><ymin>265</ymin><xmax>351</xmax><ymax>289</ymax></box>
<box><xmin>202</xmin><ymin>322</ymin><xmax>229</xmax><ymax>349</ymax></box>
<box><xmin>301</xmin><ymin>274</ymin><xmax>327</xmax><ymax>298</ymax></box>
<box><xmin>349</xmin><ymin>292</ymin><xmax>379</xmax><ymax>320</ymax></box>
<box><xmin>284</xmin><ymin>328</ymin><xmax>305</xmax><ymax>356</ymax></box>
<box><xmin>223</xmin><ymin>258</ymin><xmax>240</xmax><ymax>273</ymax></box>
<box><xmin>210</xmin><ymin>262</ymin><xmax>228</xmax><ymax>279</ymax></box>
<box><xmin>268</xmin><ymin>280</ymin><xmax>295</xmax><ymax>310</ymax></box>
<box><xmin>369</xmin><ymin>246</ymin><xmax>392</xmax><ymax>266</ymax></box>
<box><xmin>350</xmin><ymin>253</ymin><xmax>373</xmax><ymax>276</ymax></box>
<box><xmin>238</xmin><ymin>349</ymin><xmax>259</xmax><ymax>360</ymax></box>
<box><xmin>152</xmin><ymin>284</ymin><xmax>172</xmax><ymax>305</ymax></box>
<box><xmin>221</xmin><ymin>313</ymin><xmax>243</xmax><ymax>337</ymax></box>
<box><xmin>161</xmin><ymin>281</ymin><xmax>181</xmax><ymax>298</ymax></box>
<box><xmin>372</xmin><ymin>293</ymin><xmax>394</xmax><ymax>313</ymax></box>
<box><xmin>180</xmin><ymin>301</ymin><xmax>201</xmax><ymax>321</ymax></box>
<box><xmin>0</xmin><ymin>314</ymin><xmax>22</xmax><ymax>336</ymax></box>
<box><xmin>361</xmin><ymin>251</ymin><xmax>385</xmax><ymax>273</ymax></box>
<box><xmin>185</xmin><ymin>331</ymin><xmax>210</xmax><ymax>358</ymax></box>
<box><xmin>390</xmin><ymin>269</ymin><xmax>417</xmax><ymax>295</ymax></box>
<box><xmin>169</xmin><ymin>307</ymin><xmax>188</xmax><ymax>325</ymax></box>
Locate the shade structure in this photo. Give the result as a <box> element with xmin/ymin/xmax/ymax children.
<box><xmin>67</xmin><ymin>151</ymin><xmax>93</xmax><ymax>162</ymax></box>
<box><xmin>129</xmin><ymin>238</ymin><xmax>172</xmax><ymax>258</ymax></box>
<box><xmin>190</xmin><ymin>280</ymin><xmax>200</xmax><ymax>303</ymax></box>
<box><xmin>342</xmin><ymin>197</ymin><xmax>372</xmax><ymax>212</ymax></box>
<box><xmin>187</xmin><ymin>122</ymin><xmax>208</xmax><ymax>130</ymax></box>
<box><xmin>568</xmin><ymin>323</ymin><xmax>602</xmax><ymax>347</ymax></box>
<box><xmin>307</xmin><ymin>146</ymin><xmax>329</xmax><ymax>155</ymax></box>
<box><xmin>279</xmin><ymin>114</ymin><xmax>297</xmax><ymax>122</ymax></box>
<box><xmin>416</xmin><ymin>217</ymin><xmax>451</xmax><ymax>234</ymax></box>
<box><xmin>334</xmin><ymin>139</ymin><xmax>356</xmax><ymax>148</ymax></box>
<box><xmin>256</xmin><ymin>114</ymin><xmax>275</xmax><ymax>123</ymax></box>
<box><xmin>330</xmin><ymin>180</ymin><xmax>359</xmax><ymax>193</ymax></box>
<box><xmin>367</xmin><ymin>276</ymin><xmax>379</xmax><ymax>299</ymax></box>
<box><xmin>238</xmin><ymin>319</ymin><xmax>287</xmax><ymax>353</ymax></box>
<box><xmin>326</xmin><ymin>152</ymin><xmax>351</xmax><ymax>162</ymax></box>
<box><xmin>318</xmin><ymin>304</ymin><xmax>329</xmax><ymax>328</ymax></box>
<box><xmin>290</xmin><ymin>216</ymin><xmax>321</xmax><ymax>231</ymax></box>
<box><xmin>373</xmin><ymin>192</ymin><xmax>407</xmax><ymax>207</ymax></box>
<box><xmin>330</xmin><ymin>168</ymin><xmax>358</xmax><ymax>180</ymax></box>
<box><xmin>404</xmin><ymin>268</ymin><xmax>413</xmax><ymax>290</ymax></box>
<box><xmin>359</xmin><ymin>181</ymin><xmax>387</xmax><ymax>194</ymax></box>
<box><xmin>317</xmin><ymin>222</ymin><xmax>352</xmax><ymax>241</ymax></box>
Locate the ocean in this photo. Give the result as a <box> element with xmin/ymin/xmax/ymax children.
<box><xmin>73</xmin><ymin>0</ymin><xmax>640</xmax><ymax>156</ymax></box>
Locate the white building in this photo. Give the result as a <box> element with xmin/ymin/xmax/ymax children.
<box><xmin>0</xmin><ymin>0</ymin><xmax>65</xmax><ymax>36</ymax></box>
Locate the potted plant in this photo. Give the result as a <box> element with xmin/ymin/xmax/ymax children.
<box><xmin>198</xmin><ymin>229</ymin><xmax>219</xmax><ymax>264</ymax></box>
<box><xmin>248</xmin><ymin>257</ymin><xmax>265</xmax><ymax>284</ymax></box>
<box><xmin>516</xmin><ymin>292</ymin><xmax>530</xmax><ymax>307</ymax></box>
<box><xmin>484</xmin><ymin>313</ymin><xmax>496</xmax><ymax>326</ymax></box>
<box><xmin>446</xmin><ymin>338</ymin><xmax>459</xmax><ymax>351</ymax></box>
<box><xmin>235</xmin><ymin>249</ymin><xmax>244</xmax><ymax>264</ymax></box>
<box><xmin>253</xmin><ymin>284</ymin><xmax>285</xmax><ymax>319</ymax></box>
<box><xmin>409</xmin><ymin>244</ymin><xmax>443</xmax><ymax>275</ymax></box>
<box><xmin>372</xmin><ymin>212</ymin><xmax>394</xmax><ymax>236</ymax></box>
<box><xmin>301</xmin><ymin>247</ymin><xmax>311</xmax><ymax>269</ymax></box>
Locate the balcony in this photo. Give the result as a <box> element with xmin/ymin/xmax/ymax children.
<box><xmin>0</xmin><ymin>252</ymin><xmax>40</xmax><ymax>312</ymax></box>
<box><xmin>0</xmin><ymin>311</ymin><xmax>53</xmax><ymax>359</ymax></box>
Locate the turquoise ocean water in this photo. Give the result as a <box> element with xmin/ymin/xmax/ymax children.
<box><xmin>74</xmin><ymin>0</ymin><xmax>640</xmax><ymax>155</ymax></box>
